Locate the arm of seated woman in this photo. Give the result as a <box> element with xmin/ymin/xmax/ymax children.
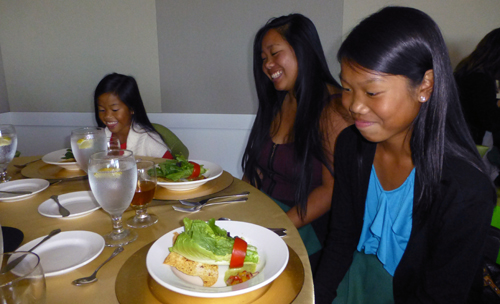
<box><xmin>287</xmin><ymin>163</ymin><xmax>334</xmax><ymax>228</ymax></box>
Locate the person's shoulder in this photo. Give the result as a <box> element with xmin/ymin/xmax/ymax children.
<box><xmin>337</xmin><ymin>125</ymin><xmax>364</xmax><ymax>144</ymax></box>
<box><xmin>442</xmin><ymin>156</ymin><xmax>495</xmax><ymax>201</ymax></box>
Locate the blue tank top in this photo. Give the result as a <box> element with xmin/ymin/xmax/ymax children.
<box><xmin>357</xmin><ymin>165</ymin><xmax>415</xmax><ymax>276</ymax></box>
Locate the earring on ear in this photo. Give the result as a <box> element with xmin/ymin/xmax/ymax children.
<box><xmin>420</xmin><ymin>96</ymin><xmax>426</xmax><ymax>102</ymax></box>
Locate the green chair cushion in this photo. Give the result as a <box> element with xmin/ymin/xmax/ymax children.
<box><xmin>152</xmin><ymin>123</ymin><xmax>189</xmax><ymax>159</ymax></box>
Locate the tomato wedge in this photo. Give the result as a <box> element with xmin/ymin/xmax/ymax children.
<box><xmin>230</xmin><ymin>237</ymin><xmax>247</xmax><ymax>268</ymax></box>
<box><xmin>188</xmin><ymin>161</ymin><xmax>201</xmax><ymax>179</ymax></box>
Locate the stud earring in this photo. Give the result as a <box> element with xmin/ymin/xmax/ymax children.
<box><xmin>420</xmin><ymin>96</ymin><xmax>426</xmax><ymax>102</ymax></box>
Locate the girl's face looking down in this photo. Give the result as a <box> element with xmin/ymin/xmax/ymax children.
<box><xmin>340</xmin><ymin>60</ymin><xmax>429</xmax><ymax>145</ymax></box>
<box><xmin>97</xmin><ymin>93</ymin><xmax>133</xmax><ymax>140</ymax></box>
<box><xmin>261</xmin><ymin>29</ymin><xmax>298</xmax><ymax>93</ymax></box>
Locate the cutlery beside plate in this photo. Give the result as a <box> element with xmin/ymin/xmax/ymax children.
<box><xmin>38</xmin><ymin>191</ymin><xmax>100</xmax><ymax>218</ymax></box>
<box><xmin>0</xmin><ymin>179</ymin><xmax>49</xmax><ymax>202</ymax></box>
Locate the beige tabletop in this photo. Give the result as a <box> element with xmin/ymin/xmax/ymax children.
<box><xmin>1</xmin><ymin>156</ymin><xmax>313</xmax><ymax>304</ymax></box>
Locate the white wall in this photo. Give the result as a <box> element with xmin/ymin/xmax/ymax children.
<box><xmin>0</xmin><ymin>112</ymin><xmax>253</xmax><ymax>179</ymax></box>
<box><xmin>342</xmin><ymin>0</ymin><xmax>500</xmax><ymax>68</ymax></box>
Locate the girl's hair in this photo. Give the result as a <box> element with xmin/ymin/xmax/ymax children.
<box><xmin>337</xmin><ymin>6</ymin><xmax>485</xmax><ymax>217</ymax></box>
<box><xmin>242</xmin><ymin>13</ymin><xmax>341</xmax><ymax>218</ymax></box>
<box><xmin>94</xmin><ymin>73</ymin><xmax>158</xmax><ymax>136</ymax></box>
<box><xmin>455</xmin><ymin>28</ymin><xmax>500</xmax><ymax>79</ymax></box>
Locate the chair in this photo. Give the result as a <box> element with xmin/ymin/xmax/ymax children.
<box><xmin>152</xmin><ymin>123</ymin><xmax>189</xmax><ymax>159</ymax></box>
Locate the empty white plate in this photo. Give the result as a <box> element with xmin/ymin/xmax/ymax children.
<box><xmin>16</xmin><ymin>230</ymin><xmax>105</xmax><ymax>277</ymax></box>
<box><xmin>38</xmin><ymin>191</ymin><xmax>101</xmax><ymax>218</ymax></box>
<box><xmin>0</xmin><ymin>179</ymin><xmax>49</xmax><ymax>202</ymax></box>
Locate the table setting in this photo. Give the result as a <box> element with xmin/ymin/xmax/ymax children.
<box><xmin>0</xmin><ymin>124</ymin><xmax>313</xmax><ymax>303</ymax></box>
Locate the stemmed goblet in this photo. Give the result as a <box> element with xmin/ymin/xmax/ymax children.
<box><xmin>70</xmin><ymin>127</ymin><xmax>107</xmax><ymax>173</ymax></box>
<box><xmin>0</xmin><ymin>124</ymin><xmax>18</xmax><ymax>183</ymax></box>
<box><xmin>88</xmin><ymin>149</ymin><xmax>138</xmax><ymax>247</ymax></box>
<box><xmin>106</xmin><ymin>136</ymin><xmax>121</xmax><ymax>151</ymax></box>
<box><xmin>126</xmin><ymin>160</ymin><xmax>158</xmax><ymax>228</ymax></box>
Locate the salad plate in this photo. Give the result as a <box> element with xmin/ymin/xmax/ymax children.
<box><xmin>42</xmin><ymin>148</ymin><xmax>80</xmax><ymax>171</ymax></box>
<box><xmin>16</xmin><ymin>230</ymin><xmax>105</xmax><ymax>277</ymax></box>
<box><xmin>38</xmin><ymin>191</ymin><xmax>100</xmax><ymax>218</ymax></box>
<box><xmin>0</xmin><ymin>178</ymin><xmax>49</xmax><ymax>202</ymax></box>
<box><xmin>146</xmin><ymin>221</ymin><xmax>289</xmax><ymax>298</ymax></box>
<box><xmin>156</xmin><ymin>160</ymin><xmax>223</xmax><ymax>191</ymax></box>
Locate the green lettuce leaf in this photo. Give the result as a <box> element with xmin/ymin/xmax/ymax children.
<box><xmin>155</xmin><ymin>155</ymin><xmax>207</xmax><ymax>181</ymax></box>
<box><xmin>169</xmin><ymin>218</ymin><xmax>259</xmax><ymax>265</ymax></box>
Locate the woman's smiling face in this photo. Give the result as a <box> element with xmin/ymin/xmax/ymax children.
<box><xmin>339</xmin><ymin>60</ymin><xmax>424</xmax><ymax>145</ymax></box>
<box><xmin>261</xmin><ymin>29</ymin><xmax>298</xmax><ymax>93</ymax></box>
<box><xmin>97</xmin><ymin>93</ymin><xmax>133</xmax><ymax>139</ymax></box>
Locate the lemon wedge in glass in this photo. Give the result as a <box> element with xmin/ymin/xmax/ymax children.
<box><xmin>94</xmin><ymin>168</ymin><xmax>123</xmax><ymax>178</ymax></box>
<box><xmin>0</xmin><ymin>136</ymin><xmax>12</xmax><ymax>147</ymax></box>
<box><xmin>77</xmin><ymin>138</ymin><xmax>93</xmax><ymax>149</ymax></box>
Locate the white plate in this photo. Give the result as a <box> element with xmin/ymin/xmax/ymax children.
<box><xmin>156</xmin><ymin>160</ymin><xmax>223</xmax><ymax>191</ymax></box>
<box><xmin>42</xmin><ymin>148</ymin><xmax>80</xmax><ymax>171</ymax></box>
<box><xmin>38</xmin><ymin>191</ymin><xmax>101</xmax><ymax>218</ymax></box>
<box><xmin>0</xmin><ymin>179</ymin><xmax>49</xmax><ymax>202</ymax></box>
<box><xmin>16</xmin><ymin>231</ymin><xmax>105</xmax><ymax>277</ymax></box>
<box><xmin>146</xmin><ymin>221</ymin><xmax>289</xmax><ymax>298</ymax></box>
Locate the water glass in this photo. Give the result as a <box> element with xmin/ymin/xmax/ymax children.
<box><xmin>0</xmin><ymin>252</ymin><xmax>46</xmax><ymax>304</ymax></box>
<box><xmin>126</xmin><ymin>160</ymin><xmax>158</xmax><ymax>228</ymax></box>
<box><xmin>106</xmin><ymin>137</ymin><xmax>121</xmax><ymax>151</ymax></box>
<box><xmin>88</xmin><ymin>149</ymin><xmax>138</xmax><ymax>247</ymax></box>
<box><xmin>70</xmin><ymin>127</ymin><xmax>107</xmax><ymax>173</ymax></box>
<box><xmin>0</xmin><ymin>125</ymin><xmax>18</xmax><ymax>183</ymax></box>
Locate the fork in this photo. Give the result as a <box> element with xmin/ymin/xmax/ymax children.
<box><xmin>179</xmin><ymin>191</ymin><xmax>250</xmax><ymax>207</ymax></box>
<box><xmin>13</xmin><ymin>158</ymin><xmax>41</xmax><ymax>169</ymax></box>
<box><xmin>173</xmin><ymin>198</ymin><xmax>248</xmax><ymax>213</ymax></box>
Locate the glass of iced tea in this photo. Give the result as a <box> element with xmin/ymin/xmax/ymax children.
<box><xmin>126</xmin><ymin>160</ymin><xmax>158</xmax><ymax>228</ymax></box>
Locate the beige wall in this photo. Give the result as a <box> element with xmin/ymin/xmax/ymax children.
<box><xmin>0</xmin><ymin>0</ymin><xmax>498</xmax><ymax>114</ymax></box>
<box><xmin>0</xmin><ymin>0</ymin><xmax>161</xmax><ymax>113</ymax></box>
<box><xmin>342</xmin><ymin>0</ymin><xmax>500</xmax><ymax>68</ymax></box>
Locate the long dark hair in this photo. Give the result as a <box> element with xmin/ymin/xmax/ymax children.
<box><xmin>94</xmin><ymin>73</ymin><xmax>158</xmax><ymax>136</ymax></box>
<box><xmin>337</xmin><ymin>6</ymin><xmax>485</xmax><ymax>217</ymax></box>
<box><xmin>455</xmin><ymin>28</ymin><xmax>500</xmax><ymax>79</ymax></box>
<box><xmin>242</xmin><ymin>14</ymin><xmax>341</xmax><ymax>218</ymax></box>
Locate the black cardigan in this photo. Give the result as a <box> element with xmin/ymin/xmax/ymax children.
<box><xmin>314</xmin><ymin>126</ymin><xmax>495</xmax><ymax>303</ymax></box>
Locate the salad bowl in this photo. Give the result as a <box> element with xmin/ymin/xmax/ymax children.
<box><xmin>146</xmin><ymin>220</ymin><xmax>289</xmax><ymax>298</ymax></box>
<box><xmin>156</xmin><ymin>160</ymin><xmax>223</xmax><ymax>191</ymax></box>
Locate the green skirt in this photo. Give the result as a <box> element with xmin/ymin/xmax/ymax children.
<box><xmin>268</xmin><ymin>197</ymin><xmax>322</xmax><ymax>256</ymax></box>
<box><xmin>333</xmin><ymin>251</ymin><xmax>394</xmax><ymax>304</ymax></box>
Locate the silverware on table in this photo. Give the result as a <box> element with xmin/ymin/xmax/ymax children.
<box><xmin>47</xmin><ymin>175</ymin><xmax>88</xmax><ymax>186</ymax></box>
<box><xmin>13</xmin><ymin>158</ymin><xmax>41</xmax><ymax>169</ymax></box>
<box><xmin>179</xmin><ymin>191</ymin><xmax>250</xmax><ymax>207</ymax></box>
<box><xmin>0</xmin><ymin>228</ymin><xmax>61</xmax><ymax>274</ymax></box>
<box><xmin>50</xmin><ymin>194</ymin><xmax>70</xmax><ymax>217</ymax></box>
<box><xmin>72</xmin><ymin>246</ymin><xmax>124</xmax><ymax>286</ymax></box>
<box><xmin>173</xmin><ymin>198</ymin><xmax>248</xmax><ymax>213</ymax></box>
<box><xmin>217</xmin><ymin>218</ymin><xmax>287</xmax><ymax>237</ymax></box>
<box><xmin>267</xmin><ymin>228</ymin><xmax>287</xmax><ymax>237</ymax></box>
<box><xmin>0</xmin><ymin>190</ymin><xmax>33</xmax><ymax>195</ymax></box>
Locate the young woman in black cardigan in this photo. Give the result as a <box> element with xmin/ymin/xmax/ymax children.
<box><xmin>314</xmin><ymin>7</ymin><xmax>496</xmax><ymax>304</ymax></box>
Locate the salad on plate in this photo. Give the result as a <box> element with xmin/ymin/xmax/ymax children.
<box><xmin>164</xmin><ymin>218</ymin><xmax>260</xmax><ymax>287</ymax></box>
<box><xmin>154</xmin><ymin>155</ymin><xmax>207</xmax><ymax>182</ymax></box>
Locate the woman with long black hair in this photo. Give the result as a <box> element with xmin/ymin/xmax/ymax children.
<box><xmin>242</xmin><ymin>14</ymin><xmax>352</xmax><ymax>271</ymax></box>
